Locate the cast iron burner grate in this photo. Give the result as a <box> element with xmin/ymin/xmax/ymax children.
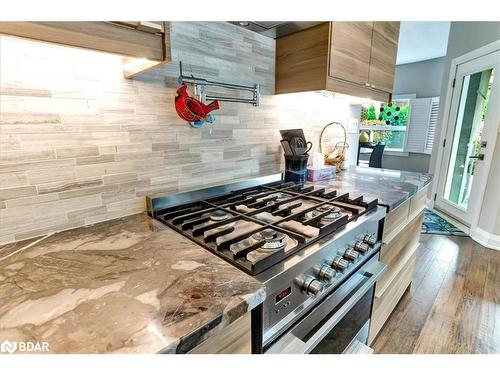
<box><xmin>154</xmin><ymin>180</ymin><xmax>378</xmax><ymax>275</ymax></box>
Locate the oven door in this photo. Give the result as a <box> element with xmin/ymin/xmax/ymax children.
<box><xmin>265</xmin><ymin>260</ymin><xmax>386</xmax><ymax>354</ymax></box>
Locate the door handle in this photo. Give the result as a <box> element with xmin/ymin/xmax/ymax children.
<box><xmin>469</xmin><ymin>154</ymin><xmax>484</xmax><ymax>160</ymax></box>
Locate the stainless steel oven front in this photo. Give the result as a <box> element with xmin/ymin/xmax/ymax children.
<box><xmin>265</xmin><ymin>255</ymin><xmax>386</xmax><ymax>354</ymax></box>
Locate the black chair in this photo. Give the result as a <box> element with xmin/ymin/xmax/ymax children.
<box><xmin>368</xmin><ymin>144</ymin><xmax>385</xmax><ymax>168</ymax></box>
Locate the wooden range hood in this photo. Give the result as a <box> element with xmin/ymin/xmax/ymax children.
<box><xmin>0</xmin><ymin>21</ymin><xmax>171</xmax><ymax>78</ymax></box>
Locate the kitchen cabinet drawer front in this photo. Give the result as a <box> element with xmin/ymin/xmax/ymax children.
<box><xmin>368</xmin><ymin>21</ymin><xmax>400</xmax><ymax>93</ymax></box>
<box><xmin>329</xmin><ymin>21</ymin><xmax>373</xmax><ymax>85</ymax></box>
<box><xmin>377</xmin><ymin>213</ymin><xmax>423</xmax><ymax>297</ymax></box>
<box><xmin>188</xmin><ymin>312</ymin><xmax>251</xmax><ymax>354</ymax></box>
<box><xmin>383</xmin><ymin>199</ymin><xmax>410</xmax><ymax>242</ymax></box>
<box><xmin>369</xmin><ymin>251</ymin><xmax>416</xmax><ymax>344</ymax></box>
<box><xmin>409</xmin><ymin>187</ymin><xmax>427</xmax><ymax>222</ymax></box>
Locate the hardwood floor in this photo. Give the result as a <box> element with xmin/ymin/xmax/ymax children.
<box><xmin>372</xmin><ymin>234</ymin><xmax>500</xmax><ymax>354</ymax></box>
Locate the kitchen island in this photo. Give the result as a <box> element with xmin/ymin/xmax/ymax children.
<box><xmin>0</xmin><ymin>214</ymin><xmax>265</xmax><ymax>354</ymax></box>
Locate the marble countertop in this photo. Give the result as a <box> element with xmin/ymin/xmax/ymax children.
<box><xmin>0</xmin><ymin>214</ymin><xmax>265</xmax><ymax>354</ymax></box>
<box><xmin>0</xmin><ymin>167</ymin><xmax>430</xmax><ymax>354</ymax></box>
<box><xmin>312</xmin><ymin>166</ymin><xmax>432</xmax><ymax>211</ymax></box>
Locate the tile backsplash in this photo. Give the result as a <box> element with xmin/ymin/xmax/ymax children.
<box><xmin>0</xmin><ymin>22</ymin><xmax>351</xmax><ymax>244</ymax></box>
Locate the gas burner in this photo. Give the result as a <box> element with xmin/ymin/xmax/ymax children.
<box><xmin>244</xmin><ymin>229</ymin><xmax>297</xmax><ymax>264</ymax></box>
<box><xmin>275</xmin><ymin>202</ymin><xmax>294</xmax><ymax>211</ymax></box>
<box><xmin>151</xmin><ymin>175</ymin><xmax>380</xmax><ymax>275</ymax></box>
<box><xmin>252</xmin><ymin>229</ymin><xmax>287</xmax><ymax>249</ymax></box>
<box><xmin>312</xmin><ymin>204</ymin><xmax>342</xmax><ymax>221</ymax></box>
<box><xmin>265</xmin><ymin>192</ymin><xmax>288</xmax><ymax>204</ymax></box>
<box><xmin>268</xmin><ymin>192</ymin><xmax>284</xmax><ymax>199</ymax></box>
<box><xmin>210</xmin><ymin>209</ymin><xmax>231</xmax><ymax>222</ymax></box>
<box><xmin>317</xmin><ymin>204</ymin><xmax>335</xmax><ymax>212</ymax></box>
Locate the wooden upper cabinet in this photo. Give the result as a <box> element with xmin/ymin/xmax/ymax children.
<box><xmin>368</xmin><ymin>22</ymin><xmax>400</xmax><ymax>93</ymax></box>
<box><xmin>0</xmin><ymin>21</ymin><xmax>171</xmax><ymax>78</ymax></box>
<box><xmin>328</xmin><ymin>22</ymin><xmax>373</xmax><ymax>86</ymax></box>
<box><xmin>275</xmin><ymin>21</ymin><xmax>400</xmax><ymax>101</ymax></box>
<box><xmin>276</xmin><ymin>23</ymin><xmax>330</xmax><ymax>94</ymax></box>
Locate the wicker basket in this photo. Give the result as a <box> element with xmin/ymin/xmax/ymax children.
<box><xmin>319</xmin><ymin>121</ymin><xmax>349</xmax><ymax>173</ymax></box>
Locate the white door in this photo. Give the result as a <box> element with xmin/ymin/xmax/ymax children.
<box><xmin>435</xmin><ymin>49</ymin><xmax>500</xmax><ymax>226</ymax></box>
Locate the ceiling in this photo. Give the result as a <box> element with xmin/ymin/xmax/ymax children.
<box><xmin>396</xmin><ymin>21</ymin><xmax>451</xmax><ymax>65</ymax></box>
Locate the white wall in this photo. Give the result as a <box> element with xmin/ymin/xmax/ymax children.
<box><xmin>393</xmin><ymin>57</ymin><xmax>446</xmax><ymax>97</ymax></box>
<box><xmin>358</xmin><ymin>152</ymin><xmax>431</xmax><ymax>173</ymax></box>
<box><xmin>478</xmin><ymin>135</ymin><xmax>500</xmax><ymax>235</ymax></box>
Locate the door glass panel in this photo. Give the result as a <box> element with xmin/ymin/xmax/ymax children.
<box><xmin>444</xmin><ymin>68</ymin><xmax>495</xmax><ymax>209</ymax></box>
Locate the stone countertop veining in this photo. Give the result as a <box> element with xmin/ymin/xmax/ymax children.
<box><xmin>312</xmin><ymin>166</ymin><xmax>432</xmax><ymax>211</ymax></box>
<box><xmin>0</xmin><ymin>213</ymin><xmax>265</xmax><ymax>354</ymax></box>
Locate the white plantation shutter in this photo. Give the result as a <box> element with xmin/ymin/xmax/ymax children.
<box><xmin>405</xmin><ymin>97</ymin><xmax>440</xmax><ymax>154</ymax></box>
<box><xmin>425</xmin><ymin>97</ymin><xmax>440</xmax><ymax>154</ymax></box>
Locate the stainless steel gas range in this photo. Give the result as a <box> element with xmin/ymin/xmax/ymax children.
<box><xmin>147</xmin><ymin>174</ymin><xmax>387</xmax><ymax>354</ymax></box>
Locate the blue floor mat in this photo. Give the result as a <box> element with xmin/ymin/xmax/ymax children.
<box><xmin>421</xmin><ymin>209</ymin><xmax>467</xmax><ymax>236</ymax></box>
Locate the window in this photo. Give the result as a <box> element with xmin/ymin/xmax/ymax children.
<box><xmin>359</xmin><ymin>97</ymin><xmax>439</xmax><ymax>154</ymax></box>
<box><xmin>360</xmin><ymin>100</ymin><xmax>410</xmax><ymax>151</ymax></box>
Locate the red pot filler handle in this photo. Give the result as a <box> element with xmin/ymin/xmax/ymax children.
<box><xmin>175</xmin><ymin>84</ymin><xmax>219</xmax><ymax>126</ymax></box>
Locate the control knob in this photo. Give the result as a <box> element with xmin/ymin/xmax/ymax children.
<box><xmin>295</xmin><ymin>275</ymin><xmax>324</xmax><ymax>296</ymax></box>
<box><xmin>363</xmin><ymin>233</ymin><xmax>377</xmax><ymax>246</ymax></box>
<box><xmin>313</xmin><ymin>264</ymin><xmax>336</xmax><ymax>282</ymax></box>
<box><xmin>354</xmin><ymin>240</ymin><xmax>370</xmax><ymax>254</ymax></box>
<box><xmin>331</xmin><ymin>256</ymin><xmax>349</xmax><ymax>271</ymax></box>
<box><xmin>307</xmin><ymin>279</ymin><xmax>324</xmax><ymax>296</ymax></box>
<box><xmin>343</xmin><ymin>248</ymin><xmax>359</xmax><ymax>262</ymax></box>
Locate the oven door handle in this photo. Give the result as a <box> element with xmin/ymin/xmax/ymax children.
<box><xmin>266</xmin><ymin>261</ymin><xmax>386</xmax><ymax>354</ymax></box>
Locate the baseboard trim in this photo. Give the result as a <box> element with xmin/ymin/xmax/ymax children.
<box><xmin>470</xmin><ymin>226</ymin><xmax>500</xmax><ymax>251</ymax></box>
<box><xmin>429</xmin><ymin>205</ymin><xmax>500</xmax><ymax>251</ymax></box>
